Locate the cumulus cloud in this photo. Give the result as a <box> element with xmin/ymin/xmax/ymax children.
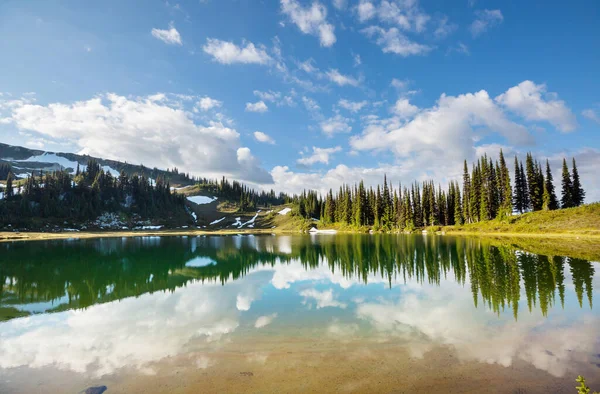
<box><xmin>300</xmin><ymin>288</ymin><xmax>347</xmax><ymax>309</ymax></box>
<box><xmin>357</xmin><ymin>1</ymin><xmax>376</xmax><ymax>22</ymax></box>
<box><xmin>245</xmin><ymin>101</ymin><xmax>269</xmax><ymax>113</ymax></box>
<box><xmin>280</xmin><ymin>0</ymin><xmax>336</xmax><ymax>47</ymax></box>
<box><xmin>495</xmin><ymin>80</ymin><xmax>577</xmax><ymax>132</ymax></box>
<box><xmin>361</xmin><ymin>26</ymin><xmax>432</xmax><ymax>57</ymax></box>
<box><xmin>356</xmin><ymin>0</ymin><xmax>431</xmax><ymax>33</ymax></box>
<box><xmin>326</xmin><ymin>69</ymin><xmax>361</xmax><ymax>87</ymax></box>
<box><xmin>297</xmin><ymin>146</ymin><xmax>342</xmax><ymax>166</ymax></box>
<box><xmin>392</xmin><ymin>98</ymin><xmax>419</xmax><ymax>118</ymax></box>
<box><xmin>197</xmin><ymin>96</ymin><xmax>222</xmax><ymax>111</ymax></box>
<box><xmin>320</xmin><ymin>114</ymin><xmax>352</xmax><ymax>135</ymax></box>
<box><xmin>203</xmin><ymin>38</ymin><xmax>272</xmax><ymax>65</ymax></box>
<box><xmin>350</xmin><ymin>89</ymin><xmax>533</xmax><ymax>173</ymax></box>
<box><xmin>151</xmin><ymin>22</ymin><xmax>182</xmax><ymax>45</ymax></box>
<box><xmin>338</xmin><ymin>99</ymin><xmax>368</xmax><ymax>113</ymax></box>
<box><xmin>254</xmin><ymin>131</ymin><xmax>275</xmax><ymax>144</ymax></box>
<box><xmin>254</xmin><ymin>313</ymin><xmax>278</xmax><ymax>328</ymax></box>
<box><xmin>5</xmin><ymin>93</ymin><xmax>272</xmax><ymax>183</ymax></box>
<box><xmin>470</xmin><ymin>9</ymin><xmax>503</xmax><ymax>37</ymax></box>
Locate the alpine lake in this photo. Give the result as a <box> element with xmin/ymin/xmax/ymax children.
<box><xmin>0</xmin><ymin>234</ymin><xmax>599</xmax><ymax>393</ymax></box>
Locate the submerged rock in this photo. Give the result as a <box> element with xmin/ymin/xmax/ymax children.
<box><xmin>81</xmin><ymin>386</ymin><xmax>107</xmax><ymax>394</ymax></box>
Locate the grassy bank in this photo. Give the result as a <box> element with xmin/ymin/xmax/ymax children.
<box><xmin>441</xmin><ymin>203</ymin><xmax>600</xmax><ymax>236</ymax></box>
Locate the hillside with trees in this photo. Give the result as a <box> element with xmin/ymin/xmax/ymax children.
<box><xmin>291</xmin><ymin>150</ymin><xmax>588</xmax><ymax>232</ymax></box>
<box><xmin>0</xmin><ymin>146</ymin><xmax>592</xmax><ymax>234</ymax></box>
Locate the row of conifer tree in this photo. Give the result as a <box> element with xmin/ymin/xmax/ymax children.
<box><xmin>0</xmin><ymin>160</ymin><xmax>187</xmax><ymax>222</ymax></box>
<box><xmin>294</xmin><ymin>150</ymin><xmax>586</xmax><ymax>229</ymax></box>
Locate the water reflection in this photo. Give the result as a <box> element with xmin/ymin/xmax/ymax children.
<box><xmin>0</xmin><ymin>235</ymin><xmax>598</xmax><ymax>383</ymax></box>
<box><xmin>0</xmin><ymin>235</ymin><xmax>595</xmax><ymax>320</ymax></box>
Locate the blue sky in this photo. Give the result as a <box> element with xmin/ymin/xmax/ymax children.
<box><xmin>0</xmin><ymin>0</ymin><xmax>599</xmax><ymax>198</ymax></box>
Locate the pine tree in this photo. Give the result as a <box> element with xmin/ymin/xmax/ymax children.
<box><xmin>462</xmin><ymin>160</ymin><xmax>471</xmax><ymax>223</ymax></box>
<box><xmin>561</xmin><ymin>158</ymin><xmax>573</xmax><ymax>208</ymax></box>
<box><xmin>470</xmin><ymin>164</ymin><xmax>480</xmax><ymax>222</ymax></box>
<box><xmin>498</xmin><ymin>150</ymin><xmax>512</xmax><ymax>218</ymax></box>
<box><xmin>526</xmin><ymin>153</ymin><xmax>542</xmax><ymax>211</ymax></box>
<box><xmin>571</xmin><ymin>158</ymin><xmax>585</xmax><ymax>206</ymax></box>
<box><xmin>5</xmin><ymin>172</ymin><xmax>14</xmax><ymax>199</ymax></box>
<box><xmin>454</xmin><ymin>183</ymin><xmax>463</xmax><ymax>225</ymax></box>
<box><xmin>542</xmin><ymin>160</ymin><xmax>558</xmax><ymax>210</ymax></box>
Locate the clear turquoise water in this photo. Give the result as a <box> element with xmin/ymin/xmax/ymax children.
<box><xmin>0</xmin><ymin>234</ymin><xmax>598</xmax><ymax>392</ymax></box>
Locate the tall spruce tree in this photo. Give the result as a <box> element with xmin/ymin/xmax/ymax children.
<box><xmin>561</xmin><ymin>158</ymin><xmax>573</xmax><ymax>208</ymax></box>
<box><xmin>526</xmin><ymin>153</ymin><xmax>542</xmax><ymax>211</ymax></box>
<box><xmin>5</xmin><ymin>172</ymin><xmax>14</xmax><ymax>199</ymax></box>
<box><xmin>542</xmin><ymin>160</ymin><xmax>558</xmax><ymax>210</ymax></box>
<box><xmin>571</xmin><ymin>158</ymin><xmax>585</xmax><ymax>206</ymax></box>
<box><xmin>498</xmin><ymin>150</ymin><xmax>512</xmax><ymax>218</ymax></box>
<box><xmin>462</xmin><ymin>160</ymin><xmax>471</xmax><ymax>223</ymax></box>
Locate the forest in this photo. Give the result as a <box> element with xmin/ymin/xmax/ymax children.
<box><xmin>0</xmin><ymin>151</ymin><xmax>588</xmax><ymax>230</ymax></box>
<box><xmin>292</xmin><ymin>150</ymin><xmax>586</xmax><ymax>230</ymax></box>
<box><xmin>0</xmin><ymin>160</ymin><xmax>187</xmax><ymax>225</ymax></box>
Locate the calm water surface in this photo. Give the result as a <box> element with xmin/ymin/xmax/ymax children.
<box><xmin>0</xmin><ymin>234</ymin><xmax>598</xmax><ymax>393</ymax></box>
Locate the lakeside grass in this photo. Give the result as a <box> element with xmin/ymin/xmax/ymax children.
<box><xmin>441</xmin><ymin>203</ymin><xmax>600</xmax><ymax>236</ymax></box>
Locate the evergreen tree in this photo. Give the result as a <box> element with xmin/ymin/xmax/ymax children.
<box><xmin>462</xmin><ymin>160</ymin><xmax>471</xmax><ymax>223</ymax></box>
<box><xmin>453</xmin><ymin>182</ymin><xmax>463</xmax><ymax>225</ymax></box>
<box><xmin>542</xmin><ymin>160</ymin><xmax>558</xmax><ymax>210</ymax></box>
<box><xmin>498</xmin><ymin>150</ymin><xmax>512</xmax><ymax>218</ymax></box>
<box><xmin>5</xmin><ymin>172</ymin><xmax>14</xmax><ymax>199</ymax></box>
<box><xmin>571</xmin><ymin>158</ymin><xmax>585</xmax><ymax>206</ymax></box>
<box><xmin>561</xmin><ymin>158</ymin><xmax>574</xmax><ymax>208</ymax></box>
<box><xmin>526</xmin><ymin>153</ymin><xmax>543</xmax><ymax>211</ymax></box>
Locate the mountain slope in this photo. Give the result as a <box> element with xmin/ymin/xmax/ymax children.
<box><xmin>0</xmin><ymin>142</ymin><xmax>194</xmax><ymax>186</ymax></box>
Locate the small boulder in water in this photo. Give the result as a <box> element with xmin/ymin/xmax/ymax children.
<box><xmin>81</xmin><ymin>386</ymin><xmax>107</xmax><ymax>394</ymax></box>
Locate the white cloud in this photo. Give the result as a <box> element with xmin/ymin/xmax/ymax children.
<box><xmin>253</xmin><ymin>90</ymin><xmax>281</xmax><ymax>102</ymax></box>
<box><xmin>280</xmin><ymin>0</ymin><xmax>336</xmax><ymax>47</ymax></box>
<box><xmin>203</xmin><ymin>38</ymin><xmax>272</xmax><ymax>65</ymax></box>
<box><xmin>254</xmin><ymin>313</ymin><xmax>278</xmax><ymax>328</ymax></box>
<box><xmin>254</xmin><ymin>131</ymin><xmax>276</xmax><ymax>144</ymax></box>
<box><xmin>447</xmin><ymin>42</ymin><xmax>470</xmax><ymax>56</ymax></box>
<box><xmin>326</xmin><ymin>69</ymin><xmax>361</xmax><ymax>87</ymax></box>
<box><xmin>434</xmin><ymin>16</ymin><xmax>457</xmax><ymax>39</ymax></box>
<box><xmin>338</xmin><ymin>99</ymin><xmax>368</xmax><ymax>113</ymax></box>
<box><xmin>495</xmin><ymin>80</ymin><xmax>577</xmax><ymax>132</ymax></box>
<box><xmin>302</xmin><ymin>96</ymin><xmax>320</xmax><ymax>112</ymax></box>
<box><xmin>362</xmin><ymin>26</ymin><xmax>432</xmax><ymax>57</ymax></box>
<box><xmin>356</xmin><ymin>0</ymin><xmax>431</xmax><ymax>33</ymax></box>
<box><xmin>357</xmin><ymin>1</ymin><xmax>376</xmax><ymax>22</ymax></box>
<box><xmin>391</xmin><ymin>78</ymin><xmax>410</xmax><ymax>90</ymax></box>
<box><xmin>320</xmin><ymin>114</ymin><xmax>352</xmax><ymax>135</ymax></box>
<box><xmin>332</xmin><ymin>0</ymin><xmax>346</xmax><ymax>10</ymax></box>
<box><xmin>392</xmin><ymin>98</ymin><xmax>419</xmax><ymax>118</ymax></box>
<box><xmin>582</xmin><ymin>108</ymin><xmax>600</xmax><ymax>124</ymax></box>
<box><xmin>298</xmin><ymin>58</ymin><xmax>319</xmax><ymax>74</ymax></box>
<box><xmin>299</xmin><ymin>288</ymin><xmax>347</xmax><ymax>309</ymax></box>
<box><xmin>197</xmin><ymin>96</ymin><xmax>222</xmax><ymax>111</ymax></box>
<box><xmin>351</xmin><ymin>89</ymin><xmax>533</xmax><ymax>161</ymax></box>
<box><xmin>254</xmin><ymin>90</ymin><xmax>295</xmax><ymax>107</ymax></box>
<box><xmin>5</xmin><ymin>93</ymin><xmax>272</xmax><ymax>183</ymax></box>
<box><xmin>470</xmin><ymin>9</ymin><xmax>503</xmax><ymax>37</ymax></box>
<box><xmin>151</xmin><ymin>22</ymin><xmax>182</xmax><ymax>45</ymax></box>
<box><xmin>353</xmin><ymin>54</ymin><xmax>362</xmax><ymax>66</ymax></box>
<box><xmin>297</xmin><ymin>146</ymin><xmax>342</xmax><ymax>166</ymax></box>
<box><xmin>376</xmin><ymin>0</ymin><xmax>430</xmax><ymax>33</ymax></box>
<box><xmin>245</xmin><ymin>101</ymin><xmax>269</xmax><ymax>113</ymax></box>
